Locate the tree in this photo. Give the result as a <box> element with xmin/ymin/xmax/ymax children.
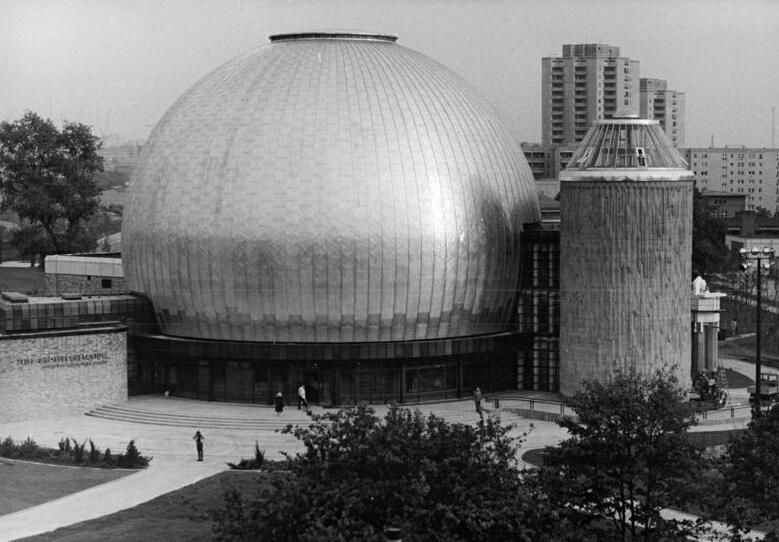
<box><xmin>536</xmin><ymin>368</ymin><xmax>712</xmax><ymax>541</ymax></box>
<box><xmin>213</xmin><ymin>405</ymin><xmax>564</xmax><ymax>542</ymax></box>
<box><xmin>84</xmin><ymin>203</ymin><xmax>123</xmax><ymax>251</ymax></box>
<box><xmin>719</xmin><ymin>405</ymin><xmax>779</xmax><ymax>532</ymax></box>
<box><xmin>0</xmin><ymin>111</ymin><xmax>102</xmax><ymax>264</ymax></box>
<box><xmin>693</xmin><ymin>187</ymin><xmax>733</xmax><ymax>275</ymax></box>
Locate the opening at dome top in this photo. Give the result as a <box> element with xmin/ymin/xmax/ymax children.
<box><xmin>269</xmin><ymin>32</ymin><xmax>398</xmax><ymax>43</ymax></box>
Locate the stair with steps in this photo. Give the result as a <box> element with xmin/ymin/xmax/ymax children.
<box><xmin>85</xmin><ymin>399</ymin><xmax>527</xmax><ymax>431</ymax></box>
<box><xmin>85</xmin><ymin>403</ymin><xmax>316</xmax><ymax>431</ymax></box>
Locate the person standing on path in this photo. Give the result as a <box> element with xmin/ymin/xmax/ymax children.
<box><xmin>274</xmin><ymin>392</ymin><xmax>284</xmax><ymax>416</ymax></box>
<box><xmin>473</xmin><ymin>387</ymin><xmax>483</xmax><ymax>415</ymax></box>
<box><xmin>193</xmin><ymin>430</ymin><xmax>205</xmax><ymax>461</ymax></box>
<box><xmin>298</xmin><ymin>384</ymin><xmax>308</xmax><ymax>410</ymax></box>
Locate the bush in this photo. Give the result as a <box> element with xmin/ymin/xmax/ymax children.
<box><xmin>228</xmin><ymin>442</ymin><xmax>266</xmax><ymax>470</ymax></box>
<box><xmin>214</xmin><ymin>405</ymin><xmax>563</xmax><ymax>541</ymax></box>
<box><xmin>117</xmin><ymin>440</ymin><xmax>151</xmax><ymax>468</ymax></box>
<box><xmin>20</xmin><ymin>437</ymin><xmax>40</xmax><ymax>458</ymax></box>
<box><xmin>58</xmin><ymin>437</ymin><xmax>71</xmax><ymax>454</ymax></box>
<box><xmin>72</xmin><ymin>440</ymin><xmax>86</xmax><ymax>463</ymax></box>
<box><xmin>0</xmin><ymin>436</ymin><xmax>43</xmax><ymax>459</ymax></box>
<box><xmin>0</xmin><ymin>435</ymin><xmax>148</xmax><ymax>469</ymax></box>
<box><xmin>0</xmin><ymin>436</ymin><xmax>17</xmax><ymax>458</ymax></box>
<box><xmin>88</xmin><ymin>439</ymin><xmax>101</xmax><ymax>464</ymax></box>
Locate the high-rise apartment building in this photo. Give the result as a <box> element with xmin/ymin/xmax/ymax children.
<box><xmin>542</xmin><ymin>44</ymin><xmax>640</xmax><ymax>146</ymax></box>
<box><xmin>682</xmin><ymin>147</ymin><xmax>779</xmax><ymax>213</ymax></box>
<box><xmin>640</xmin><ymin>78</ymin><xmax>685</xmax><ymax>147</ymax></box>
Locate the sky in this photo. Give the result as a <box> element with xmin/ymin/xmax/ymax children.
<box><xmin>2</xmin><ymin>0</ymin><xmax>779</xmax><ymax>148</ymax></box>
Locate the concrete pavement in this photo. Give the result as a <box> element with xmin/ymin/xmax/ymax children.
<box><xmin>0</xmin><ymin>362</ymin><xmax>764</xmax><ymax>541</ymax></box>
<box><xmin>0</xmin><ymin>397</ymin><xmax>567</xmax><ymax>541</ymax></box>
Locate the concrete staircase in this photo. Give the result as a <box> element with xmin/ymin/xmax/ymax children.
<box><xmin>84</xmin><ymin>398</ymin><xmax>528</xmax><ymax>431</ymax></box>
<box><xmin>85</xmin><ymin>403</ymin><xmax>315</xmax><ymax>431</ymax></box>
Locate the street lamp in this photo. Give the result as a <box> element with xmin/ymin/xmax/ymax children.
<box><xmin>739</xmin><ymin>246</ymin><xmax>776</xmax><ymax>418</ymax></box>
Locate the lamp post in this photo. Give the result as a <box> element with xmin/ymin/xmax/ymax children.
<box><xmin>739</xmin><ymin>246</ymin><xmax>776</xmax><ymax>418</ymax></box>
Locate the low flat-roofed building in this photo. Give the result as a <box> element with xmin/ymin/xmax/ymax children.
<box><xmin>700</xmin><ymin>190</ymin><xmax>747</xmax><ymax>219</ymax></box>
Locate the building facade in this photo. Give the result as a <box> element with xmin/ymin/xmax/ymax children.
<box><xmin>639</xmin><ymin>78</ymin><xmax>685</xmax><ymax>147</ymax></box>
<box><xmin>542</xmin><ymin>44</ymin><xmax>640</xmax><ymax>147</ymax></box>
<box><xmin>700</xmin><ymin>191</ymin><xmax>747</xmax><ymax>218</ymax></box>
<box><xmin>120</xmin><ymin>32</ymin><xmax>541</xmax><ymax>406</ymax></box>
<box><xmin>0</xmin><ymin>290</ymin><xmax>154</xmax><ymax>423</ymax></box>
<box><xmin>521</xmin><ymin>142</ymin><xmax>576</xmax><ymax>184</ymax></box>
<box><xmin>682</xmin><ymin>147</ymin><xmax>779</xmax><ymax>213</ymax></box>
<box><xmin>516</xmin><ymin>223</ymin><xmax>560</xmax><ymax>392</ymax></box>
<box><xmin>559</xmin><ymin>117</ymin><xmax>694</xmax><ymax>395</ymax></box>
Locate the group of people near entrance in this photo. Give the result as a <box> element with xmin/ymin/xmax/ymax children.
<box><xmin>274</xmin><ymin>384</ymin><xmax>308</xmax><ymax>415</ymax></box>
<box><xmin>193</xmin><ymin>384</ymin><xmax>495</xmax><ymax>462</ymax></box>
<box><xmin>191</xmin><ymin>384</ymin><xmax>310</xmax><ymax>461</ymax></box>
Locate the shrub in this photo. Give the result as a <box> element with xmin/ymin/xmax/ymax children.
<box><xmin>103</xmin><ymin>448</ymin><xmax>113</xmax><ymax>465</ymax></box>
<box><xmin>117</xmin><ymin>440</ymin><xmax>151</xmax><ymax>468</ymax></box>
<box><xmin>88</xmin><ymin>439</ymin><xmax>100</xmax><ymax>463</ymax></box>
<box><xmin>0</xmin><ymin>436</ymin><xmax>17</xmax><ymax>458</ymax></box>
<box><xmin>0</xmin><ymin>436</ymin><xmax>42</xmax><ymax>459</ymax></box>
<box><xmin>57</xmin><ymin>437</ymin><xmax>71</xmax><ymax>454</ymax></box>
<box><xmin>19</xmin><ymin>437</ymin><xmax>39</xmax><ymax>458</ymax></box>
<box><xmin>228</xmin><ymin>442</ymin><xmax>266</xmax><ymax>470</ymax></box>
<box><xmin>72</xmin><ymin>440</ymin><xmax>86</xmax><ymax>463</ymax></box>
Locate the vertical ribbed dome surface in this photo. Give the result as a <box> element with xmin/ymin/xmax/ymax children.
<box><xmin>123</xmin><ymin>33</ymin><xmax>540</xmax><ymax>342</ymax></box>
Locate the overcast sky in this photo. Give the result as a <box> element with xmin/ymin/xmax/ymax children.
<box><xmin>2</xmin><ymin>0</ymin><xmax>778</xmax><ymax>147</ymax></box>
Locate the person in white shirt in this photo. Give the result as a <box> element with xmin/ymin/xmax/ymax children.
<box><xmin>298</xmin><ymin>384</ymin><xmax>308</xmax><ymax>410</ymax></box>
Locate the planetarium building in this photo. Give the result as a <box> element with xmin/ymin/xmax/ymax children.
<box><xmin>122</xmin><ymin>32</ymin><xmax>540</xmax><ymax>405</ymax></box>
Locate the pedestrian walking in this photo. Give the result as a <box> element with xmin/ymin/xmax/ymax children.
<box><xmin>297</xmin><ymin>384</ymin><xmax>308</xmax><ymax>410</ymax></box>
<box><xmin>193</xmin><ymin>430</ymin><xmax>205</xmax><ymax>461</ymax></box>
<box><xmin>473</xmin><ymin>387</ymin><xmax>483</xmax><ymax>415</ymax></box>
<box><xmin>274</xmin><ymin>392</ymin><xmax>284</xmax><ymax>416</ymax></box>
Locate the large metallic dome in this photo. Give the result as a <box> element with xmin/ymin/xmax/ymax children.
<box><xmin>123</xmin><ymin>32</ymin><xmax>540</xmax><ymax>342</ymax></box>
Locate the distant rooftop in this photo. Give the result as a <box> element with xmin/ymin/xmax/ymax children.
<box><xmin>700</xmin><ymin>191</ymin><xmax>746</xmax><ymax>198</ymax></box>
<box><xmin>561</xmin><ymin>43</ymin><xmax>621</xmax><ymax>58</ymax></box>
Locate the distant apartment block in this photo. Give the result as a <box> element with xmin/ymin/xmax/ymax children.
<box><xmin>640</xmin><ymin>78</ymin><xmax>685</xmax><ymax>147</ymax></box>
<box><xmin>682</xmin><ymin>147</ymin><xmax>779</xmax><ymax>213</ymax></box>
<box><xmin>521</xmin><ymin>143</ymin><xmax>576</xmax><ymax>180</ymax></box>
<box><xmin>542</xmin><ymin>44</ymin><xmax>640</xmax><ymax>146</ymax></box>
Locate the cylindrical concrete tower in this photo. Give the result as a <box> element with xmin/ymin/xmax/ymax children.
<box><xmin>559</xmin><ymin>117</ymin><xmax>693</xmax><ymax>395</ymax></box>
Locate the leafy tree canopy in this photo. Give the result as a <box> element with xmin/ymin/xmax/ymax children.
<box><xmin>536</xmin><ymin>367</ymin><xmax>712</xmax><ymax>541</ymax></box>
<box><xmin>213</xmin><ymin>405</ymin><xmax>564</xmax><ymax>542</ymax></box>
<box><xmin>720</xmin><ymin>405</ymin><xmax>779</xmax><ymax>531</ymax></box>
<box><xmin>0</xmin><ymin>111</ymin><xmax>102</xmax><ymax>262</ymax></box>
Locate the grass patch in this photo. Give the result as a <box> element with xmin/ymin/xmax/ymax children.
<box><xmin>0</xmin><ymin>266</ymin><xmax>44</xmax><ymax>294</ymax></box>
<box><xmin>17</xmin><ymin>471</ymin><xmax>274</xmax><ymax>542</ymax></box>
<box><xmin>0</xmin><ymin>458</ymin><xmax>130</xmax><ymax>516</ymax></box>
<box><xmin>722</xmin><ymin>368</ymin><xmax>754</xmax><ymax>388</ymax></box>
<box><xmin>721</xmin><ymin>336</ymin><xmax>779</xmax><ymax>367</ymax></box>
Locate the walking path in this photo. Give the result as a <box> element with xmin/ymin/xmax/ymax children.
<box><xmin>0</xmin><ymin>361</ymin><xmax>766</xmax><ymax>541</ymax></box>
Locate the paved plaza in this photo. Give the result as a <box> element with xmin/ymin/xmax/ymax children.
<box><xmin>0</xmin><ymin>358</ymin><xmax>760</xmax><ymax>541</ymax></box>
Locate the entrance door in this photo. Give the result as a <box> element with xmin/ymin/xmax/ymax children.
<box><xmin>404</xmin><ymin>362</ymin><xmax>458</xmax><ymax>402</ymax></box>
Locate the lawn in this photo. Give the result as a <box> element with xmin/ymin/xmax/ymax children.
<box><xmin>0</xmin><ymin>459</ymin><xmax>131</xmax><ymax>516</ymax></box>
<box><xmin>18</xmin><ymin>471</ymin><xmax>272</xmax><ymax>542</ymax></box>
<box><xmin>0</xmin><ymin>266</ymin><xmax>44</xmax><ymax>294</ymax></box>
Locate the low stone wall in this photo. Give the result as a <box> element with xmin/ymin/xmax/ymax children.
<box><xmin>0</xmin><ymin>328</ymin><xmax>127</xmax><ymax>423</ymax></box>
<box><xmin>44</xmin><ymin>273</ymin><xmax>129</xmax><ymax>296</ymax></box>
